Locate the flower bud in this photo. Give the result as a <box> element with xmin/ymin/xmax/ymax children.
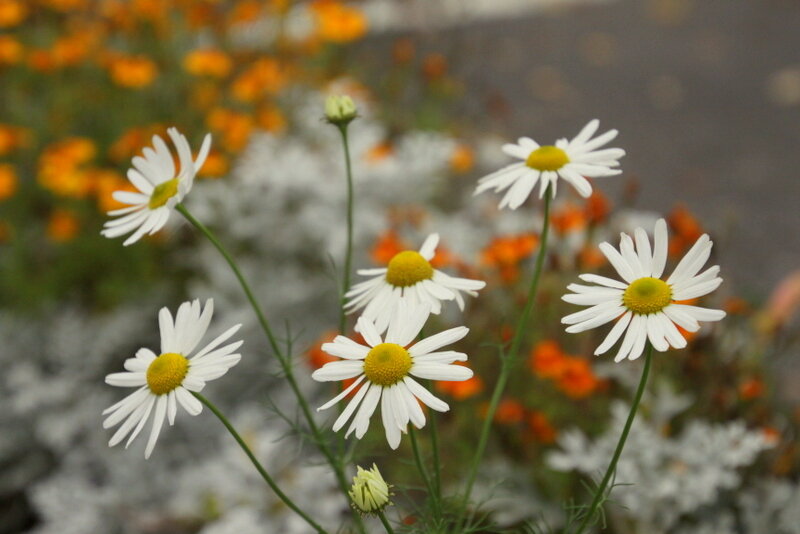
<box><xmin>349</xmin><ymin>464</ymin><xmax>391</xmax><ymax>514</ymax></box>
<box><xmin>324</xmin><ymin>94</ymin><xmax>357</xmax><ymax>124</ymax></box>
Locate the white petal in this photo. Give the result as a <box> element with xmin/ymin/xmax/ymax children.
<box><xmin>645</xmin><ymin>314</ymin><xmax>669</xmax><ymax>352</ymax></box>
<box><xmin>418</xmin><ymin>233</ymin><xmax>439</xmax><ymax>260</ymax></box>
<box><xmin>634</xmin><ymin>227</ymin><xmax>653</xmax><ymax>277</ymax></box>
<box><xmin>403</xmin><ymin>376</ymin><xmax>449</xmax><ymax>412</ymax></box>
<box><xmin>105</xmin><ymin>372</ymin><xmax>147</xmax><ymax>388</ymax></box>
<box><xmin>594</xmin><ymin>311</ymin><xmax>633</xmax><ymax>355</ymax></box>
<box><xmin>311</xmin><ymin>361</ymin><xmax>365</xmax><ymax>382</ymax></box>
<box><xmin>409</xmin><ymin>327</ymin><xmax>468</xmax><ymax>356</ymax></box>
<box><xmin>332</xmin><ymin>380</ymin><xmax>370</xmax><ymax>432</ymax></box>
<box><xmin>651</xmin><ymin>219</ymin><xmax>669</xmax><ymax>278</ymax></box>
<box><xmin>599</xmin><ymin>242</ymin><xmax>636</xmax><ymax>283</ymax></box>
<box><xmin>578</xmin><ymin>273</ymin><xmax>628</xmax><ymax>289</ymax></box>
<box><xmin>411</xmin><ymin>363</ymin><xmax>473</xmax><ymax>381</ymax></box>
<box><xmin>144</xmin><ymin>395</ymin><xmax>168</xmax><ymax>458</ymax></box>
<box><xmin>357</xmin><ymin>316</ymin><xmax>383</xmax><ymax>347</ymax></box>
<box><xmin>318</xmin><ymin>375</ymin><xmax>367</xmax><ymax>412</ymax></box>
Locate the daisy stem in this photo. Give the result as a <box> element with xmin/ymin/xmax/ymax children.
<box><xmin>176</xmin><ymin>204</ymin><xmax>283</xmax><ymax>358</ymax></box>
<box><xmin>178</xmin><ymin>204</ymin><xmax>367</xmax><ymax>534</ymax></box>
<box><xmin>336</xmin><ymin>124</ymin><xmax>355</xmax><ymax>334</ymax></box>
<box><xmin>572</xmin><ymin>343</ymin><xmax>653</xmax><ymax>534</ymax></box>
<box><xmin>377</xmin><ymin>510</ymin><xmax>396</xmax><ymax>534</ymax></box>
<box><xmin>193</xmin><ymin>392</ymin><xmax>329</xmax><ymax>534</ymax></box>
<box><xmin>409</xmin><ymin>426</ymin><xmax>440</xmax><ymax>517</ymax></box>
<box><xmin>427</xmin><ymin>381</ymin><xmax>442</xmax><ymax>502</ymax></box>
<box><xmin>456</xmin><ymin>185</ymin><xmax>553</xmax><ymax>525</ymax></box>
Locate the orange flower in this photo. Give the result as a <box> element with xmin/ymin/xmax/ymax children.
<box><xmin>556</xmin><ymin>358</ymin><xmax>601</xmax><ymax>399</ymax></box>
<box><xmin>0</xmin><ymin>163</ymin><xmax>18</xmax><ymax>200</ymax></box>
<box><xmin>528</xmin><ymin>340</ymin><xmax>568</xmax><ymax>380</ymax></box>
<box><xmin>578</xmin><ymin>245</ymin><xmax>606</xmax><ymax>270</ymax></box>
<box><xmin>551</xmin><ymin>203</ymin><xmax>587</xmax><ymax>234</ymax></box>
<box><xmin>449</xmin><ymin>143</ymin><xmax>475</xmax><ymax>174</ymax></box>
<box><xmin>435</xmin><ymin>363</ymin><xmax>483</xmax><ymax>400</ymax></box>
<box><xmin>481</xmin><ymin>233</ymin><xmax>539</xmax><ymax>283</ymax></box>
<box><xmin>490</xmin><ymin>398</ymin><xmax>525</xmax><ymax>425</ymax></box>
<box><xmin>0</xmin><ymin>35</ymin><xmax>23</xmax><ymax>64</ymax></box>
<box><xmin>584</xmin><ymin>190</ymin><xmax>611</xmax><ymax>224</ymax></box>
<box><xmin>40</xmin><ymin>0</ymin><xmax>89</xmax><ymax>11</ymax></box>
<box><xmin>392</xmin><ymin>38</ymin><xmax>415</xmax><ymax>64</ymax></box>
<box><xmin>206</xmin><ymin>108</ymin><xmax>254</xmax><ymax>152</ymax></box>
<box><xmin>231</xmin><ymin>58</ymin><xmax>286</xmax><ymax>102</ymax></box>
<box><xmin>0</xmin><ymin>220</ymin><xmax>10</xmax><ymax>242</ymax></box>
<box><xmin>422</xmin><ymin>53</ymin><xmax>447</xmax><ymax>80</ymax></box>
<box><xmin>0</xmin><ymin>124</ymin><xmax>30</xmax><ymax>155</ymax></box>
<box><xmin>27</xmin><ymin>49</ymin><xmax>57</xmax><ymax>72</ymax></box>
<box><xmin>370</xmin><ymin>230</ymin><xmax>410</xmax><ymax>265</ymax></box>
<box><xmin>38</xmin><ymin>138</ymin><xmax>97</xmax><ymax>198</ymax></box>
<box><xmin>197</xmin><ymin>150</ymin><xmax>228</xmax><ymax>178</ymax></box>
<box><xmin>109</xmin><ymin>125</ymin><xmax>165</xmax><ymax>162</ymax></box>
<box><xmin>365</xmin><ymin>141</ymin><xmax>394</xmax><ymax>163</ymax></box>
<box><xmin>724</xmin><ymin>296</ymin><xmax>750</xmax><ymax>315</ymax></box>
<box><xmin>527</xmin><ymin>411</ymin><xmax>557</xmax><ymax>444</ymax></box>
<box><xmin>93</xmin><ymin>169</ymin><xmax>132</xmax><ymax>212</ymax></box>
<box><xmin>739</xmin><ymin>378</ymin><xmax>765</xmax><ymax>401</ymax></box>
<box><xmin>108</xmin><ymin>54</ymin><xmax>158</xmax><ymax>89</ymax></box>
<box><xmin>313</xmin><ymin>1</ymin><xmax>368</xmax><ymax>44</ymax></box>
<box><xmin>256</xmin><ymin>105</ymin><xmax>287</xmax><ymax>133</ymax></box>
<box><xmin>47</xmin><ymin>209</ymin><xmax>80</xmax><ymax>242</ymax></box>
<box><xmin>0</xmin><ymin>0</ymin><xmax>27</xmax><ymax>28</ymax></box>
<box><xmin>668</xmin><ymin>203</ymin><xmax>703</xmax><ymax>256</ymax></box>
<box><xmin>229</xmin><ymin>0</ymin><xmax>263</xmax><ymax>24</ymax></box>
<box><xmin>51</xmin><ymin>29</ymin><xmax>100</xmax><ymax>68</ymax></box>
<box><xmin>184</xmin><ymin>49</ymin><xmax>233</xmax><ymax>79</ymax></box>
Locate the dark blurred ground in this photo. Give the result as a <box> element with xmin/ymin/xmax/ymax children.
<box><xmin>361</xmin><ymin>0</ymin><xmax>800</xmax><ymax>297</ymax></box>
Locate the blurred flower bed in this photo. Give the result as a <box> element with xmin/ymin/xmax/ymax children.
<box><xmin>2</xmin><ymin>1</ymin><xmax>800</xmax><ymax>533</ymax></box>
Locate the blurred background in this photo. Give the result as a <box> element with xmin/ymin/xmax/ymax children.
<box><xmin>1</xmin><ymin>1</ymin><xmax>799</xmax><ymax>533</ymax></box>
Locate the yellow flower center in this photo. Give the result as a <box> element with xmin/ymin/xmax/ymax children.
<box><xmin>525</xmin><ymin>145</ymin><xmax>569</xmax><ymax>171</ymax></box>
<box><xmin>146</xmin><ymin>352</ymin><xmax>189</xmax><ymax>395</ymax></box>
<box><xmin>623</xmin><ymin>277</ymin><xmax>673</xmax><ymax>315</ymax></box>
<box><xmin>385</xmin><ymin>250</ymin><xmax>434</xmax><ymax>288</ymax></box>
<box><xmin>363</xmin><ymin>343</ymin><xmax>412</xmax><ymax>387</ymax></box>
<box><xmin>148</xmin><ymin>178</ymin><xmax>179</xmax><ymax>209</ymax></box>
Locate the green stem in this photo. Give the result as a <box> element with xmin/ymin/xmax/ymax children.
<box><xmin>457</xmin><ymin>186</ymin><xmax>553</xmax><ymax>523</ymax></box>
<box><xmin>337</xmin><ymin>124</ymin><xmax>355</xmax><ymax>334</ymax></box>
<box><xmin>377</xmin><ymin>510</ymin><xmax>396</xmax><ymax>534</ymax></box>
<box><xmin>176</xmin><ymin>204</ymin><xmax>282</xmax><ymax>357</ymax></box>
<box><xmin>573</xmin><ymin>344</ymin><xmax>653</xmax><ymax>534</ymax></box>
<box><xmin>429</xmin><ymin>400</ymin><xmax>442</xmax><ymax>501</ymax></box>
<box><xmin>194</xmin><ymin>393</ymin><xmax>327</xmax><ymax>534</ymax></box>
<box><xmin>178</xmin><ymin>204</ymin><xmax>366</xmax><ymax>534</ymax></box>
<box><xmin>409</xmin><ymin>426</ymin><xmax>439</xmax><ymax>515</ymax></box>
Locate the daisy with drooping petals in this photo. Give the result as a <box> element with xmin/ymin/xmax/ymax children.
<box><xmin>103</xmin><ymin>299</ymin><xmax>242</xmax><ymax>458</ymax></box>
<box><xmin>474</xmin><ymin>119</ymin><xmax>625</xmax><ymax>209</ymax></box>
<box><xmin>562</xmin><ymin>218</ymin><xmax>725</xmax><ymax>362</ymax></box>
<box><xmin>312</xmin><ymin>302</ymin><xmax>473</xmax><ymax>449</ymax></box>
<box><xmin>345</xmin><ymin>233</ymin><xmax>485</xmax><ymax>334</ymax></box>
<box><xmin>101</xmin><ymin>127</ymin><xmax>211</xmax><ymax>246</ymax></box>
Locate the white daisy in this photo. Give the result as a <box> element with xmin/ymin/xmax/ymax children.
<box><xmin>101</xmin><ymin>127</ymin><xmax>211</xmax><ymax>246</ymax></box>
<box><xmin>561</xmin><ymin>218</ymin><xmax>725</xmax><ymax>362</ymax></box>
<box><xmin>474</xmin><ymin>119</ymin><xmax>625</xmax><ymax>209</ymax></box>
<box><xmin>103</xmin><ymin>298</ymin><xmax>242</xmax><ymax>458</ymax></box>
<box><xmin>312</xmin><ymin>302</ymin><xmax>472</xmax><ymax>449</ymax></box>
<box><xmin>345</xmin><ymin>233</ymin><xmax>486</xmax><ymax>334</ymax></box>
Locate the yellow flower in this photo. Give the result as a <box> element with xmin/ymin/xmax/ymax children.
<box><xmin>349</xmin><ymin>464</ymin><xmax>391</xmax><ymax>515</ymax></box>
<box><xmin>313</xmin><ymin>1</ymin><xmax>368</xmax><ymax>43</ymax></box>
<box><xmin>184</xmin><ymin>49</ymin><xmax>233</xmax><ymax>79</ymax></box>
<box><xmin>0</xmin><ymin>163</ymin><xmax>18</xmax><ymax>200</ymax></box>
<box><xmin>0</xmin><ymin>0</ymin><xmax>27</xmax><ymax>28</ymax></box>
<box><xmin>47</xmin><ymin>209</ymin><xmax>80</xmax><ymax>243</ymax></box>
<box><xmin>108</xmin><ymin>54</ymin><xmax>158</xmax><ymax>89</ymax></box>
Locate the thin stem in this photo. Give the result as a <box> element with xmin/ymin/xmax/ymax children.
<box><xmin>377</xmin><ymin>510</ymin><xmax>396</xmax><ymax>534</ymax></box>
<box><xmin>409</xmin><ymin>426</ymin><xmax>439</xmax><ymax>515</ymax></box>
<box><xmin>337</xmin><ymin>124</ymin><xmax>355</xmax><ymax>334</ymax></box>
<box><xmin>178</xmin><ymin>204</ymin><xmax>366</xmax><ymax>534</ymax></box>
<box><xmin>573</xmin><ymin>344</ymin><xmax>653</xmax><ymax>534</ymax></box>
<box><xmin>194</xmin><ymin>393</ymin><xmax>327</xmax><ymax>534</ymax></box>
<box><xmin>458</xmin><ymin>186</ymin><xmax>553</xmax><ymax>518</ymax></box>
<box><xmin>429</xmin><ymin>401</ymin><xmax>442</xmax><ymax>501</ymax></box>
<box><xmin>176</xmin><ymin>204</ymin><xmax>282</xmax><ymax>357</ymax></box>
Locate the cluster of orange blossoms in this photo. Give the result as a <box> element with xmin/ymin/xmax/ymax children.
<box><xmin>528</xmin><ymin>340</ymin><xmax>605</xmax><ymax>399</ymax></box>
<box><xmin>481</xmin><ymin>233</ymin><xmax>539</xmax><ymax>283</ymax></box>
<box><xmin>480</xmin><ymin>399</ymin><xmax>557</xmax><ymax>444</ymax></box>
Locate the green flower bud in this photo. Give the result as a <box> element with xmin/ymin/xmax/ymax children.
<box><xmin>325</xmin><ymin>94</ymin><xmax>357</xmax><ymax>124</ymax></box>
<box><xmin>349</xmin><ymin>464</ymin><xmax>391</xmax><ymax>515</ymax></box>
